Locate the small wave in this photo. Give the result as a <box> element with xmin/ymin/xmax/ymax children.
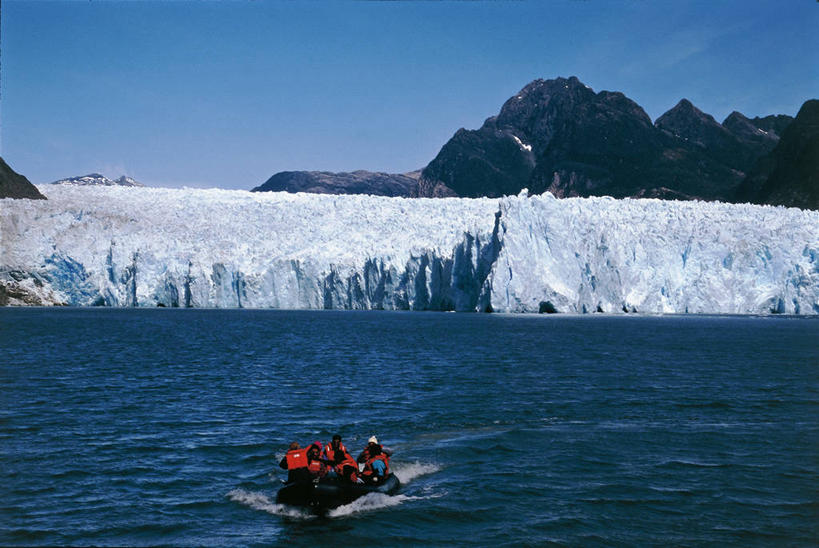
<box><xmin>674</xmin><ymin>401</ymin><xmax>732</xmax><ymax>409</ymax></box>
<box><xmin>5</xmin><ymin>528</ymin><xmax>54</xmax><ymax>541</ymax></box>
<box><xmin>49</xmin><ymin>468</ymin><xmax>93</xmax><ymax>480</ymax></box>
<box><xmin>393</xmin><ymin>461</ymin><xmax>440</xmax><ymax>484</ymax></box>
<box><xmin>580</xmin><ymin>497</ymin><xmax>670</xmax><ymax>506</ymax></box>
<box><xmin>657</xmin><ymin>459</ymin><xmax>727</xmax><ymax>469</ymax></box>
<box><xmin>226</xmin><ymin>489</ymin><xmax>313</xmax><ymax>519</ymax></box>
<box><xmin>648</xmin><ymin>486</ymin><xmax>695</xmax><ymax>495</ymax></box>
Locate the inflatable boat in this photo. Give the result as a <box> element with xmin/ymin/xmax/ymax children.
<box><xmin>276</xmin><ymin>473</ymin><xmax>401</xmax><ymax>510</ymax></box>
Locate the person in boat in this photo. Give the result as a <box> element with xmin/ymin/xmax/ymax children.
<box><xmin>358</xmin><ymin>436</ymin><xmax>392</xmax><ymax>484</ymax></box>
<box><xmin>322</xmin><ymin>434</ymin><xmax>348</xmax><ymax>462</ymax></box>
<box><xmin>279</xmin><ymin>442</ymin><xmax>312</xmax><ymax>483</ymax></box>
<box><xmin>305</xmin><ymin>441</ymin><xmax>329</xmax><ymax>479</ymax></box>
<box><xmin>357</xmin><ymin>436</ymin><xmax>393</xmax><ymax>463</ymax></box>
<box><xmin>332</xmin><ymin>447</ymin><xmax>363</xmax><ymax>484</ymax></box>
<box><xmin>321</xmin><ymin>434</ymin><xmax>359</xmax><ymax>481</ymax></box>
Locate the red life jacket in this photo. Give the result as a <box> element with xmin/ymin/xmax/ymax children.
<box><xmin>285</xmin><ymin>448</ymin><xmax>308</xmax><ymax>470</ymax></box>
<box><xmin>307</xmin><ymin>458</ymin><xmax>325</xmax><ymax>476</ymax></box>
<box><xmin>323</xmin><ymin>442</ymin><xmax>347</xmax><ymax>462</ymax></box>
<box><xmin>362</xmin><ymin>453</ymin><xmax>390</xmax><ymax>477</ymax></box>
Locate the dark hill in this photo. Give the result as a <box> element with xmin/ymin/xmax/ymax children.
<box><xmin>0</xmin><ymin>158</ymin><xmax>46</xmax><ymax>200</ymax></box>
<box><xmin>655</xmin><ymin>99</ymin><xmax>758</xmax><ymax>171</ymax></box>
<box><xmin>252</xmin><ymin>170</ymin><xmax>421</xmax><ymax>197</ymax></box>
<box><xmin>735</xmin><ymin>99</ymin><xmax>819</xmax><ymax>210</ymax></box>
<box><xmin>722</xmin><ymin>111</ymin><xmax>790</xmax><ymax>150</ymax></box>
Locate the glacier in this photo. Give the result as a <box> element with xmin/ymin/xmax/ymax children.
<box><xmin>1</xmin><ymin>185</ymin><xmax>817</xmax><ymax>314</ymax></box>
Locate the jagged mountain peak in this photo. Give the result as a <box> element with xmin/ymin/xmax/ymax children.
<box><xmin>723</xmin><ymin>110</ymin><xmax>780</xmax><ymax>145</ymax></box>
<box><xmin>674</xmin><ymin>98</ymin><xmax>696</xmax><ymax>110</ymax></box>
<box><xmin>723</xmin><ymin>110</ymin><xmax>749</xmax><ymax>126</ymax></box>
<box><xmin>115</xmin><ymin>176</ymin><xmax>143</xmax><ymax>187</ymax></box>
<box><xmin>498</xmin><ymin>76</ymin><xmax>596</xmax><ymax>122</ymax></box>
<box><xmin>656</xmin><ymin>98</ymin><xmax>721</xmax><ymax>130</ymax></box>
<box><xmin>493</xmin><ymin>77</ymin><xmax>652</xmax><ymax>142</ymax></box>
<box><xmin>751</xmin><ymin>114</ymin><xmax>794</xmax><ymax>137</ymax></box>
<box><xmin>422</xmin><ymin>75</ymin><xmax>664</xmax><ymax>198</ymax></box>
<box><xmin>722</xmin><ymin>111</ymin><xmax>794</xmax><ymax>141</ymax></box>
<box><xmin>515</xmin><ymin>75</ymin><xmax>589</xmax><ymax>95</ymax></box>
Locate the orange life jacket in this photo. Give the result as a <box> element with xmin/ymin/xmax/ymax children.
<box><xmin>285</xmin><ymin>448</ymin><xmax>308</xmax><ymax>470</ymax></box>
<box><xmin>323</xmin><ymin>442</ymin><xmax>347</xmax><ymax>461</ymax></box>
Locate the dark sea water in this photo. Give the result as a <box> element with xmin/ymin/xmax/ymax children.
<box><xmin>1</xmin><ymin>309</ymin><xmax>817</xmax><ymax>547</ymax></box>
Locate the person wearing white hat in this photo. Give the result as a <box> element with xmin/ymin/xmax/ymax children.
<box><xmin>357</xmin><ymin>436</ymin><xmax>393</xmax><ymax>463</ymax></box>
<box><xmin>357</xmin><ymin>435</ymin><xmax>393</xmax><ymax>484</ymax></box>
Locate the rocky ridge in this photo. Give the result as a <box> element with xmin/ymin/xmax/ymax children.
<box><xmin>0</xmin><ymin>157</ymin><xmax>47</xmax><ymax>200</ymax></box>
<box><xmin>252</xmin><ymin>170</ymin><xmax>420</xmax><ymax>196</ymax></box>
<box><xmin>254</xmin><ymin>76</ymin><xmax>813</xmax><ymax>209</ymax></box>
<box><xmin>736</xmin><ymin>99</ymin><xmax>819</xmax><ymax>209</ymax></box>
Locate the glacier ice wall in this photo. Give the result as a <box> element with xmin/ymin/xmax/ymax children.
<box><xmin>0</xmin><ymin>186</ymin><xmax>500</xmax><ymax>311</ymax></box>
<box><xmin>490</xmin><ymin>193</ymin><xmax>819</xmax><ymax>314</ymax></box>
<box><xmin>1</xmin><ymin>185</ymin><xmax>817</xmax><ymax>314</ymax></box>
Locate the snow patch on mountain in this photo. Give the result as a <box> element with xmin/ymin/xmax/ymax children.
<box><xmin>512</xmin><ymin>135</ymin><xmax>532</xmax><ymax>152</ymax></box>
<box><xmin>1</xmin><ymin>185</ymin><xmax>817</xmax><ymax>314</ymax></box>
<box><xmin>51</xmin><ymin>173</ymin><xmax>144</xmax><ymax>187</ymax></box>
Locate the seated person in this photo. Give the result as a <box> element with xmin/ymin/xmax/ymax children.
<box><xmin>333</xmin><ymin>449</ymin><xmax>362</xmax><ymax>484</ymax></box>
<box><xmin>359</xmin><ymin>436</ymin><xmax>391</xmax><ymax>484</ymax></box>
<box><xmin>357</xmin><ymin>435</ymin><xmax>393</xmax><ymax>463</ymax></box>
<box><xmin>322</xmin><ymin>434</ymin><xmax>348</xmax><ymax>462</ymax></box>
<box><xmin>305</xmin><ymin>441</ymin><xmax>328</xmax><ymax>478</ymax></box>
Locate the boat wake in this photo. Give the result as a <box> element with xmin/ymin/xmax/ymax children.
<box><xmin>229</xmin><ymin>461</ymin><xmax>441</xmax><ymax>519</ymax></box>
<box><xmin>227</xmin><ymin>489</ymin><xmax>315</xmax><ymax>519</ymax></box>
<box><xmin>327</xmin><ymin>492</ymin><xmax>419</xmax><ymax>517</ymax></box>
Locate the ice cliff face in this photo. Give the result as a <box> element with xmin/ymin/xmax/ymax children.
<box><xmin>1</xmin><ymin>185</ymin><xmax>817</xmax><ymax>314</ymax></box>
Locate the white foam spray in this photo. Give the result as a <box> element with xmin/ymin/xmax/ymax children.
<box><xmin>227</xmin><ymin>488</ymin><xmax>314</xmax><ymax>519</ymax></box>
<box><xmin>392</xmin><ymin>461</ymin><xmax>441</xmax><ymax>484</ymax></box>
<box><xmin>327</xmin><ymin>492</ymin><xmax>416</xmax><ymax>517</ymax></box>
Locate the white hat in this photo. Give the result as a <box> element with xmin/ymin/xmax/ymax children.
<box><xmin>368</xmin><ymin>436</ymin><xmax>378</xmax><ymax>444</ymax></box>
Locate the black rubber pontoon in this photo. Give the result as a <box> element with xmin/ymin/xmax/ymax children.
<box><xmin>276</xmin><ymin>473</ymin><xmax>400</xmax><ymax>510</ymax></box>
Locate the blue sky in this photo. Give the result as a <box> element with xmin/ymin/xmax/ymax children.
<box><xmin>2</xmin><ymin>0</ymin><xmax>817</xmax><ymax>189</ymax></box>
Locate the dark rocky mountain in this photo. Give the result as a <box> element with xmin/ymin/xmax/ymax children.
<box><xmin>655</xmin><ymin>99</ymin><xmax>760</xmax><ymax>171</ymax></box>
<box><xmin>420</xmin><ymin>77</ymin><xmax>796</xmax><ymax>202</ymax></box>
<box><xmin>252</xmin><ymin>170</ymin><xmax>421</xmax><ymax>197</ymax></box>
<box><xmin>749</xmin><ymin>114</ymin><xmax>793</xmax><ymax>137</ymax></box>
<box><xmin>52</xmin><ymin>173</ymin><xmax>145</xmax><ymax>187</ymax></box>
<box><xmin>735</xmin><ymin>99</ymin><xmax>819</xmax><ymax>210</ymax></box>
<box><xmin>255</xmin><ymin>76</ymin><xmax>810</xmax><ymax>207</ymax></box>
<box><xmin>0</xmin><ymin>157</ymin><xmax>46</xmax><ymax>200</ymax></box>
<box><xmin>722</xmin><ymin>111</ymin><xmax>791</xmax><ymax>149</ymax></box>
